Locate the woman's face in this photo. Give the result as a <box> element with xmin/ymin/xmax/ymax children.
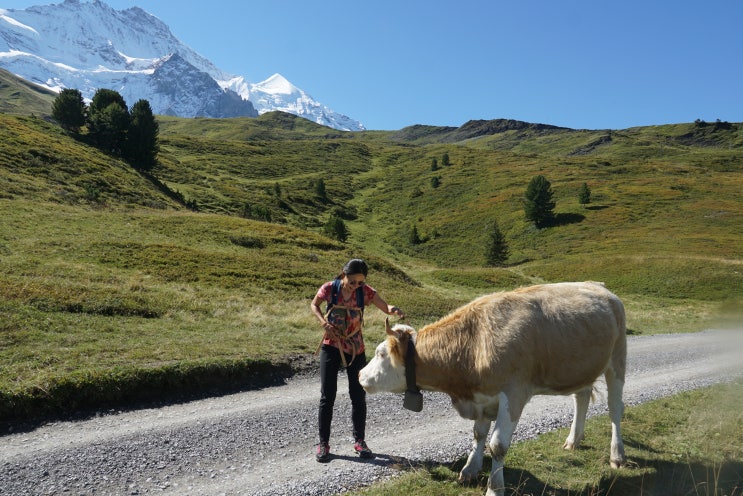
<box><xmin>344</xmin><ymin>274</ymin><xmax>366</xmax><ymax>289</ymax></box>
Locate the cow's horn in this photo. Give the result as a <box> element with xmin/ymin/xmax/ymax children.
<box><xmin>385</xmin><ymin>317</ymin><xmax>393</xmax><ymax>335</ymax></box>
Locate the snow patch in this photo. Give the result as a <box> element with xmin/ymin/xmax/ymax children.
<box><xmin>0</xmin><ymin>1</ymin><xmax>364</xmax><ymax>130</ymax></box>
<box><xmin>254</xmin><ymin>73</ymin><xmax>299</xmax><ymax>95</ymax></box>
<box><xmin>0</xmin><ymin>12</ymin><xmax>39</xmax><ymax>35</ymax></box>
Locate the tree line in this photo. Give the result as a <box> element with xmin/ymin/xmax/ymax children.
<box><xmin>50</xmin><ymin>90</ymin><xmax>593</xmax><ymax>266</ymax></box>
<box><xmin>51</xmin><ymin>88</ymin><xmax>159</xmax><ymax>170</ymax></box>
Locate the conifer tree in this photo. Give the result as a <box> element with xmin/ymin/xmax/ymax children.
<box><xmin>578</xmin><ymin>182</ymin><xmax>591</xmax><ymax>206</ymax></box>
<box><xmin>485</xmin><ymin>220</ymin><xmax>509</xmax><ymax>266</ymax></box>
<box><xmin>409</xmin><ymin>224</ymin><xmax>422</xmax><ymax>245</ymax></box>
<box><xmin>523</xmin><ymin>175</ymin><xmax>556</xmax><ymax>228</ymax></box>
<box><xmin>51</xmin><ymin>88</ymin><xmax>86</xmax><ymax>132</ymax></box>
<box><xmin>87</xmin><ymin>89</ymin><xmax>129</xmax><ymax>153</ymax></box>
<box><xmin>315</xmin><ymin>178</ymin><xmax>327</xmax><ymax>201</ymax></box>
<box><xmin>125</xmin><ymin>99</ymin><xmax>159</xmax><ymax>169</ymax></box>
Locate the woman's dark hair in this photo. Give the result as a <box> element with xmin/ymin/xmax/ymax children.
<box><xmin>337</xmin><ymin>258</ymin><xmax>368</xmax><ymax>279</ymax></box>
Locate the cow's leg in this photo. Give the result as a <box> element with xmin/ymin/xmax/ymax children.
<box><xmin>458</xmin><ymin>419</ymin><xmax>491</xmax><ymax>483</ymax></box>
<box><xmin>563</xmin><ymin>386</ymin><xmax>591</xmax><ymax>450</ymax></box>
<box><xmin>486</xmin><ymin>391</ymin><xmax>525</xmax><ymax>496</ymax></box>
<box><xmin>605</xmin><ymin>366</ymin><xmax>626</xmax><ymax>468</ymax></box>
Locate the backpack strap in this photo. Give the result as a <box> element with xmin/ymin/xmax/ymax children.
<box><xmin>329</xmin><ymin>278</ymin><xmax>342</xmax><ymax>309</ymax></box>
<box><xmin>356</xmin><ymin>285</ymin><xmax>364</xmax><ymax>324</ymax></box>
<box><xmin>356</xmin><ymin>285</ymin><xmax>364</xmax><ymax>309</ymax></box>
<box><xmin>328</xmin><ymin>278</ymin><xmax>365</xmax><ymax>315</ymax></box>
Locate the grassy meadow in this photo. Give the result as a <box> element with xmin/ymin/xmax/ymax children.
<box><xmin>356</xmin><ymin>380</ymin><xmax>743</xmax><ymax>496</ymax></box>
<box><xmin>1</xmin><ymin>95</ymin><xmax>742</xmax><ymax>426</ymax></box>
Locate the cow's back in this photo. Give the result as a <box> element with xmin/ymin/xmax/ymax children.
<box><xmin>419</xmin><ymin>282</ymin><xmax>626</xmax><ymax>398</ymax></box>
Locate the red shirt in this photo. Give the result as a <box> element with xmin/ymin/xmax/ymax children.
<box><xmin>316</xmin><ymin>281</ymin><xmax>376</xmax><ymax>355</ymax></box>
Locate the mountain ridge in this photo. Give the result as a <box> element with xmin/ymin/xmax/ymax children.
<box><xmin>0</xmin><ymin>0</ymin><xmax>364</xmax><ymax>130</ymax></box>
<box><xmin>0</xmin><ymin>66</ymin><xmax>581</xmax><ymax>142</ymax></box>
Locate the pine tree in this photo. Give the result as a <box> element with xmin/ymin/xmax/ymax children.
<box><xmin>315</xmin><ymin>178</ymin><xmax>327</xmax><ymax>201</ymax></box>
<box><xmin>485</xmin><ymin>220</ymin><xmax>509</xmax><ymax>266</ymax></box>
<box><xmin>524</xmin><ymin>175</ymin><xmax>556</xmax><ymax>228</ymax></box>
<box><xmin>87</xmin><ymin>89</ymin><xmax>129</xmax><ymax>153</ymax></box>
<box><xmin>409</xmin><ymin>224</ymin><xmax>422</xmax><ymax>245</ymax></box>
<box><xmin>578</xmin><ymin>182</ymin><xmax>591</xmax><ymax>206</ymax></box>
<box><xmin>125</xmin><ymin>99</ymin><xmax>159</xmax><ymax>169</ymax></box>
<box><xmin>441</xmin><ymin>152</ymin><xmax>450</xmax><ymax>166</ymax></box>
<box><xmin>51</xmin><ymin>88</ymin><xmax>86</xmax><ymax>132</ymax></box>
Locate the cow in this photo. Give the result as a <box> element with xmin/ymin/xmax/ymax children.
<box><xmin>359</xmin><ymin>282</ymin><xmax>627</xmax><ymax>496</ymax></box>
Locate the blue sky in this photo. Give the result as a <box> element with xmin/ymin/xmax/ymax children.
<box><xmin>4</xmin><ymin>0</ymin><xmax>743</xmax><ymax>130</ymax></box>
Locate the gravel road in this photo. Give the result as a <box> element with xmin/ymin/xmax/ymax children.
<box><xmin>2</xmin><ymin>330</ymin><xmax>742</xmax><ymax>496</ymax></box>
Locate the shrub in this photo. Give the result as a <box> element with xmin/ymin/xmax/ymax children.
<box><xmin>324</xmin><ymin>215</ymin><xmax>348</xmax><ymax>242</ymax></box>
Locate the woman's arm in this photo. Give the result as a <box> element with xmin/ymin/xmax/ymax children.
<box><xmin>371</xmin><ymin>293</ymin><xmax>405</xmax><ymax>318</ymax></box>
<box><xmin>311</xmin><ymin>295</ymin><xmax>341</xmax><ymax>337</ymax></box>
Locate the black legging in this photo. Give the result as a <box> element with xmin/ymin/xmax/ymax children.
<box><xmin>318</xmin><ymin>344</ymin><xmax>367</xmax><ymax>444</ymax></box>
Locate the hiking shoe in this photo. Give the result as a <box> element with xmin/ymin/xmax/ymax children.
<box><xmin>353</xmin><ymin>439</ymin><xmax>373</xmax><ymax>458</ymax></box>
<box><xmin>316</xmin><ymin>442</ymin><xmax>330</xmax><ymax>463</ymax></box>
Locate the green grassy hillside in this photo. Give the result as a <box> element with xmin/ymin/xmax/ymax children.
<box><xmin>156</xmin><ymin>113</ymin><xmax>743</xmax><ymax>302</ymax></box>
<box><xmin>1</xmin><ymin>77</ymin><xmax>741</xmax><ymax>421</ymax></box>
<box><xmin>0</xmin><ymin>68</ymin><xmax>55</xmax><ymax>117</ymax></box>
<box><xmin>0</xmin><ymin>114</ymin><xmax>183</xmax><ymax>208</ymax></box>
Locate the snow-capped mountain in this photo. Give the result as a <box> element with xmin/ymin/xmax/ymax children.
<box><xmin>0</xmin><ymin>0</ymin><xmax>365</xmax><ymax>130</ymax></box>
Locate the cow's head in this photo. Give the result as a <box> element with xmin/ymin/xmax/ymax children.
<box><xmin>359</xmin><ymin>318</ymin><xmax>416</xmax><ymax>394</ymax></box>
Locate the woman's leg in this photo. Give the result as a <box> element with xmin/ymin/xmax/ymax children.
<box><xmin>346</xmin><ymin>353</ymin><xmax>367</xmax><ymax>441</ymax></box>
<box><xmin>318</xmin><ymin>345</ymin><xmax>341</xmax><ymax>443</ymax></box>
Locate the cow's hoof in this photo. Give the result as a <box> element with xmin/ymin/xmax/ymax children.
<box><xmin>610</xmin><ymin>458</ymin><xmax>625</xmax><ymax>469</ymax></box>
<box><xmin>563</xmin><ymin>435</ymin><xmax>583</xmax><ymax>450</ymax></box>
<box><xmin>458</xmin><ymin>470</ymin><xmax>478</xmax><ymax>485</ymax></box>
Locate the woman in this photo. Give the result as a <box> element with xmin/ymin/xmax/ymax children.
<box><xmin>310</xmin><ymin>258</ymin><xmax>405</xmax><ymax>462</ymax></box>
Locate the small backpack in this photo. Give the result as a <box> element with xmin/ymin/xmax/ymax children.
<box><xmin>328</xmin><ymin>278</ymin><xmax>365</xmax><ymax>321</ymax></box>
<box><xmin>323</xmin><ymin>278</ymin><xmax>366</xmax><ymax>367</ymax></box>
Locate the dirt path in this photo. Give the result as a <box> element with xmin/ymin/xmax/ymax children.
<box><xmin>1</xmin><ymin>330</ymin><xmax>742</xmax><ymax>496</ymax></box>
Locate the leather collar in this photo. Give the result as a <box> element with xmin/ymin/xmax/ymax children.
<box><xmin>403</xmin><ymin>337</ymin><xmax>423</xmax><ymax>412</ymax></box>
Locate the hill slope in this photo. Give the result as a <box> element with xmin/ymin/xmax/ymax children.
<box><xmin>0</xmin><ymin>113</ymin><xmax>182</xmax><ymax>208</ymax></box>
<box><xmin>0</xmin><ymin>68</ymin><xmax>55</xmax><ymax>116</ymax></box>
<box><xmin>153</xmin><ymin>113</ymin><xmax>743</xmax><ymax>295</ymax></box>
<box><xmin>1</xmin><ymin>77</ymin><xmax>741</xmax><ymax>421</ymax></box>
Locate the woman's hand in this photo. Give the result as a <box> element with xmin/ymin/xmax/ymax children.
<box><xmin>390</xmin><ymin>306</ymin><xmax>405</xmax><ymax>319</ymax></box>
<box><xmin>321</xmin><ymin>320</ymin><xmax>342</xmax><ymax>339</ymax></box>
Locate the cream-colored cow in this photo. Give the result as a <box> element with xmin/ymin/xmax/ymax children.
<box><xmin>359</xmin><ymin>282</ymin><xmax>627</xmax><ymax>496</ymax></box>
